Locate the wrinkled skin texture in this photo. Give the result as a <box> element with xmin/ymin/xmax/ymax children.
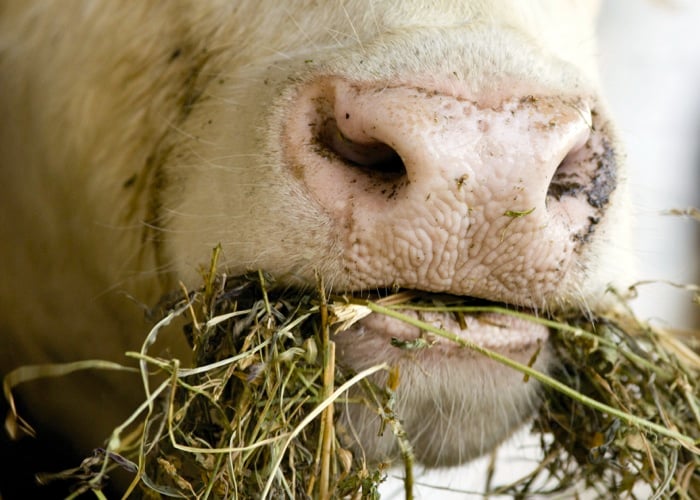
<box><xmin>0</xmin><ymin>0</ymin><xmax>632</xmax><ymax>492</ymax></box>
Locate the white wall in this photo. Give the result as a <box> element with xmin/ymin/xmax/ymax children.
<box><xmin>380</xmin><ymin>2</ymin><xmax>700</xmax><ymax>497</ymax></box>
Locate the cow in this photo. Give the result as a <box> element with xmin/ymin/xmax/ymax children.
<box><xmin>0</xmin><ymin>0</ymin><xmax>631</xmax><ymax>496</ymax></box>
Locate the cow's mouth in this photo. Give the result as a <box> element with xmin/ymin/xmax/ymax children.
<box><xmin>332</xmin><ymin>288</ymin><xmax>554</xmax><ymax>466</ymax></box>
<box><xmin>334</xmin><ymin>288</ymin><xmax>550</xmax><ymax>358</ymax></box>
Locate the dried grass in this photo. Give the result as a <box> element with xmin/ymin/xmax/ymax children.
<box><xmin>4</xmin><ymin>247</ymin><xmax>699</xmax><ymax>499</ymax></box>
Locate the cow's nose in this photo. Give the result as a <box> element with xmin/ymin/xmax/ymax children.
<box><xmin>284</xmin><ymin>77</ymin><xmax>615</xmax><ymax>305</ymax></box>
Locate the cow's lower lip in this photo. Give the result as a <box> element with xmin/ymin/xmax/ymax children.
<box><xmin>335</xmin><ymin>290</ymin><xmax>549</xmax><ymax>358</ymax></box>
<box><xmin>355</xmin><ymin>309</ymin><xmax>547</xmax><ymax>353</ymax></box>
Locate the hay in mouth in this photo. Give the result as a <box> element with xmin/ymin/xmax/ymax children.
<box><xmin>4</xmin><ymin>252</ymin><xmax>699</xmax><ymax>498</ymax></box>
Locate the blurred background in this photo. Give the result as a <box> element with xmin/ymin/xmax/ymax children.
<box><xmin>381</xmin><ymin>0</ymin><xmax>700</xmax><ymax>497</ymax></box>
<box><xmin>599</xmin><ymin>0</ymin><xmax>700</xmax><ymax>331</ymax></box>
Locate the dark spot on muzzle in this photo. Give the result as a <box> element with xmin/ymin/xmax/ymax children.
<box><xmin>586</xmin><ymin>141</ymin><xmax>617</xmax><ymax>209</ymax></box>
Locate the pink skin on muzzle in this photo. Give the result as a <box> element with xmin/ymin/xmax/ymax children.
<box><xmin>285</xmin><ymin>78</ymin><xmax>605</xmax><ymax>305</ymax></box>
<box><xmin>282</xmin><ymin>76</ymin><xmax>613</xmax><ymax>464</ymax></box>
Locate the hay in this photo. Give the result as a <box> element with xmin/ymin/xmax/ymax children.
<box><xmin>4</xmin><ymin>253</ymin><xmax>699</xmax><ymax>499</ymax></box>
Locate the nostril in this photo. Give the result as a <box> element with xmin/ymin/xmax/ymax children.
<box><xmin>316</xmin><ymin>116</ymin><xmax>406</xmax><ymax>175</ymax></box>
<box><xmin>312</xmin><ymin>87</ymin><xmax>406</xmax><ymax>177</ymax></box>
<box><xmin>546</xmin><ymin>112</ymin><xmax>596</xmax><ymax>203</ymax></box>
<box><xmin>544</xmin><ymin>108</ymin><xmax>618</xmax><ymax>225</ymax></box>
<box><xmin>547</xmin><ymin>148</ymin><xmax>587</xmax><ymax>202</ymax></box>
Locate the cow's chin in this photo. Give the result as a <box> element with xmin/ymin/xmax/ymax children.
<box><xmin>333</xmin><ymin>303</ymin><xmax>552</xmax><ymax>467</ymax></box>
